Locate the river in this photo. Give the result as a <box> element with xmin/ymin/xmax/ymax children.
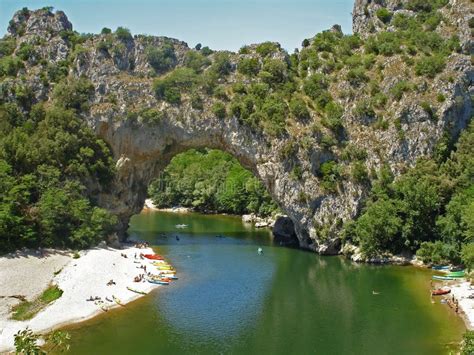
<box><xmin>64</xmin><ymin>211</ymin><xmax>465</xmax><ymax>354</ymax></box>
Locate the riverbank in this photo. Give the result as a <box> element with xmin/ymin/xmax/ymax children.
<box><xmin>0</xmin><ymin>245</ymin><xmax>163</xmax><ymax>352</ymax></box>
<box><xmin>447</xmin><ymin>280</ymin><xmax>474</xmax><ymax>330</ymax></box>
<box><xmin>143</xmin><ymin>199</ymin><xmax>191</xmax><ymax>213</ymax></box>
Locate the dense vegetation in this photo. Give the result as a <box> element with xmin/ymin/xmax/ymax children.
<box><xmin>0</xmin><ymin>1</ymin><xmax>469</xmax><ymax>258</ymax></box>
<box><xmin>15</xmin><ymin>328</ymin><xmax>70</xmax><ymax>354</ymax></box>
<box><xmin>0</xmin><ymin>76</ymin><xmax>117</xmax><ymax>253</ymax></box>
<box><xmin>344</xmin><ymin>121</ymin><xmax>474</xmax><ymax>267</ymax></box>
<box><xmin>148</xmin><ymin>149</ymin><xmax>278</xmax><ymax>216</ymax></box>
<box><xmin>462</xmin><ymin>330</ymin><xmax>474</xmax><ymax>355</ymax></box>
<box><xmin>142</xmin><ymin>0</ymin><xmax>461</xmax><ymax>142</ymax></box>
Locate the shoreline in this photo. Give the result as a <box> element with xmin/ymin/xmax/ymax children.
<box><xmin>0</xmin><ymin>245</ymin><xmax>166</xmax><ymax>352</ymax></box>
<box><xmin>0</xmin><ymin>238</ymin><xmax>470</xmax><ymax>352</ymax></box>
<box><xmin>445</xmin><ymin>279</ymin><xmax>474</xmax><ymax>331</ymax></box>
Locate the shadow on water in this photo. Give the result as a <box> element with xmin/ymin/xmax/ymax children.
<box><xmin>64</xmin><ymin>211</ymin><xmax>465</xmax><ymax>355</ymax></box>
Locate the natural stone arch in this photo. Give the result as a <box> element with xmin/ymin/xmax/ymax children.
<box><xmin>93</xmin><ymin>113</ymin><xmax>312</xmax><ymax>249</ymax></box>
<box><xmin>5</xmin><ymin>2</ymin><xmax>472</xmax><ymax>254</ymax></box>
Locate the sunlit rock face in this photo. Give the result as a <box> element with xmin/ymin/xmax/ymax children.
<box><xmin>5</xmin><ymin>2</ymin><xmax>472</xmax><ymax>254</ymax></box>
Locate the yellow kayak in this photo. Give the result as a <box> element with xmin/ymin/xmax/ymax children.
<box><xmin>157</xmin><ymin>269</ymin><xmax>176</xmax><ymax>274</ymax></box>
<box><xmin>152</xmin><ymin>261</ymin><xmax>167</xmax><ymax>265</ymax></box>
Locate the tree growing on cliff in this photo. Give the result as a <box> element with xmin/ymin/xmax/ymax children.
<box><xmin>146</xmin><ymin>43</ymin><xmax>177</xmax><ymax>74</ymax></box>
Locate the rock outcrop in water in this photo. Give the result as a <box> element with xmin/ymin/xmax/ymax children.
<box><xmin>1</xmin><ymin>1</ymin><xmax>472</xmax><ymax>254</ymax></box>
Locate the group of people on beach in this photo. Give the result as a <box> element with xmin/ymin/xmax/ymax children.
<box><xmin>134</xmin><ymin>274</ymin><xmax>146</xmax><ymax>282</ymax></box>
<box><xmin>134</xmin><ymin>242</ymin><xmax>149</xmax><ymax>249</ymax></box>
<box><xmin>448</xmin><ymin>295</ymin><xmax>460</xmax><ymax>313</ymax></box>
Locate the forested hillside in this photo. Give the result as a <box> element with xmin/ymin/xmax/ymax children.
<box><xmin>0</xmin><ymin>82</ymin><xmax>117</xmax><ymax>252</ymax></box>
<box><xmin>0</xmin><ymin>0</ymin><xmax>471</xmax><ymax>255</ymax></box>
<box><xmin>148</xmin><ymin>149</ymin><xmax>278</xmax><ymax>216</ymax></box>
<box><xmin>344</xmin><ymin>121</ymin><xmax>473</xmax><ymax>267</ymax></box>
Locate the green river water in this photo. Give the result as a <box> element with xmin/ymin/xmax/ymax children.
<box><xmin>64</xmin><ymin>211</ymin><xmax>464</xmax><ymax>354</ymax></box>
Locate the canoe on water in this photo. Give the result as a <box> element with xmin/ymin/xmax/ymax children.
<box><xmin>432</xmin><ymin>275</ymin><xmax>455</xmax><ymax>281</ymax></box>
<box><xmin>431</xmin><ymin>288</ymin><xmax>451</xmax><ymax>296</ymax></box>
<box><xmin>127</xmin><ymin>286</ymin><xmax>147</xmax><ymax>295</ymax></box>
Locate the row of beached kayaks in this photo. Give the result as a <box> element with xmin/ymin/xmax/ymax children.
<box><xmin>99</xmin><ymin>252</ymin><xmax>177</xmax><ymax>312</ymax></box>
<box><xmin>145</xmin><ymin>253</ymin><xmax>178</xmax><ymax>286</ymax></box>
<box><xmin>431</xmin><ymin>266</ymin><xmax>466</xmax><ymax>297</ymax></box>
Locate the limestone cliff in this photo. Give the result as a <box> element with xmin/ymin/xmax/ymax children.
<box><xmin>1</xmin><ymin>1</ymin><xmax>472</xmax><ymax>254</ymax></box>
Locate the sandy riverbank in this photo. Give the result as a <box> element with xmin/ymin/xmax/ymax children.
<box><xmin>143</xmin><ymin>199</ymin><xmax>191</xmax><ymax>213</ymax></box>
<box><xmin>449</xmin><ymin>280</ymin><xmax>474</xmax><ymax>330</ymax></box>
<box><xmin>0</xmin><ymin>245</ymin><xmax>165</xmax><ymax>352</ymax></box>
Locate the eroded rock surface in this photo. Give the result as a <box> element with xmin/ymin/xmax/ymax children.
<box><xmin>2</xmin><ymin>2</ymin><xmax>472</xmax><ymax>254</ymax></box>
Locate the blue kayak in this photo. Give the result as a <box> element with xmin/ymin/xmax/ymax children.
<box><xmin>432</xmin><ymin>265</ymin><xmax>450</xmax><ymax>270</ymax></box>
<box><xmin>147</xmin><ymin>279</ymin><xmax>169</xmax><ymax>285</ymax></box>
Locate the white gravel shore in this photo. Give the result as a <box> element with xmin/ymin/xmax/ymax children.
<box><xmin>0</xmin><ymin>245</ymin><xmax>164</xmax><ymax>352</ymax></box>
<box><xmin>143</xmin><ymin>199</ymin><xmax>191</xmax><ymax>213</ymax></box>
<box><xmin>450</xmin><ymin>280</ymin><xmax>474</xmax><ymax>330</ymax></box>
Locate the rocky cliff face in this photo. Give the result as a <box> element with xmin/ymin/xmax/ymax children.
<box><xmin>2</xmin><ymin>1</ymin><xmax>472</xmax><ymax>254</ymax></box>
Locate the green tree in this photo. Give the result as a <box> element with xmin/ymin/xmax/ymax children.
<box><xmin>238</xmin><ymin>57</ymin><xmax>260</xmax><ymax>76</ymax></box>
<box><xmin>146</xmin><ymin>43</ymin><xmax>176</xmax><ymax>74</ymax></box>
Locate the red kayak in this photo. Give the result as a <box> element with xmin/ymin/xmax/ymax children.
<box><xmin>431</xmin><ymin>288</ymin><xmax>450</xmax><ymax>296</ymax></box>
<box><xmin>144</xmin><ymin>254</ymin><xmax>164</xmax><ymax>260</ymax></box>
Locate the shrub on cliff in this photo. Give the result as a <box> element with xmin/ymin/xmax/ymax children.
<box><xmin>53</xmin><ymin>77</ymin><xmax>94</xmax><ymax>112</ymax></box>
<box><xmin>259</xmin><ymin>59</ymin><xmax>287</xmax><ymax>84</ymax></box>
<box><xmin>0</xmin><ymin>56</ymin><xmax>23</xmax><ymax>77</ymax></box>
<box><xmin>115</xmin><ymin>27</ymin><xmax>132</xmax><ymax>42</ymax></box>
<box><xmin>212</xmin><ymin>101</ymin><xmax>227</xmax><ymax>119</ymax></box>
<box><xmin>16</xmin><ymin>42</ymin><xmax>37</xmax><ymax>61</ymax></box>
<box><xmin>0</xmin><ymin>37</ymin><xmax>16</xmax><ymax>56</ymax></box>
<box><xmin>146</xmin><ymin>43</ymin><xmax>176</xmax><ymax>74</ymax></box>
<box><xmin>238</xmin><ymin>57</ymin><xmax>260</xmax><ymax>76</ymax></box>
<box><xmin>303</xmin><ymin>74</ymin><xmax>330</xmax><ymax>106</ymax></box>
<box><xmin>415</xmin><ymin>55</ymin><xmax>446</xmax><ymax>78</ymax></box>
<box><xmin>210</xmin><ymin>52</ymin><xmax>232</xmax><ymax>76</ymax></box>
<box><xmin>184</xmin><ymin>51</ymin><xmax>211</xmax><ymax>72</ymax></box>
<box><xmin>376</xmin><ymin>8</ymin><xmax>392</xmax><ymax>24</ymax></box>
<box><xmin>255</xmin><ymin>42</ymin><xmax>278</xmax><ymax>57</ymax></box>
<box><xmin>289</xmin><ymin>97</ymin><xmax>310</xmax><ymax>121</ymax></box>
<box><xmin>153</xmin><ymin>67</ymin><xmax>198</xmax><ymax>104</ymax></box>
